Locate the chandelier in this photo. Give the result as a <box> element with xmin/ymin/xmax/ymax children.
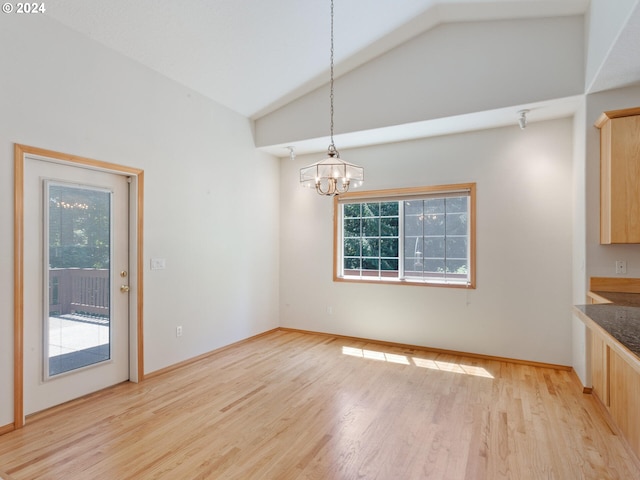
<box><xmin>300</xmin><ymin>0</ymin><xmax>364</xmax><ymax>196</ymax></box>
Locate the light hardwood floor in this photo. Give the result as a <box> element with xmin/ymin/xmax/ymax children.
<box><xmin>1</xmin><ymin>329</ymin><xmax>639</xmax><ymax>479</ymax></box>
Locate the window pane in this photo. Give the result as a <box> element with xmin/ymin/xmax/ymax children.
<box><xmin>362</xmin><ymin>238</ymin><xmax>379</xmax><ymax>256</ymax></box>
<box><xmin>425</xmin><ymin>258</ymin><xmax>445</xmax><ymax>273</ymax></box>
<box><xmin>446</xmin><ymin>196</ymin><xmax>467</xmax><ymax>213</ymax></box>
<box><xmin>344</xmin><ymin>238</ymin><xmax>361</xmax><ymax>256</ymax></box>
<box><xmin>404</xmin><ymin>200</ymin><xmax>422</xmax><ymax>215</ymax></box>
<box><xmin>344</xmin><ymin>257</ymin><xmax>360</xmax><ymax>270</ymax></box>
<box><xmin>404</xmin><ymin>236</ymin><xmax>422</xmax><ymax>255</ymax></box>
<box><xmin>380</xmin><ymin>217</ymin><xmax>399</xmax><ymax>236</ymax></box>
<box><xmin>341</xmin><ymin>200</ymin><xmax>400</xmax><ymax>279</ymax></box>
<box><xmin>446</xmin><ymin>237</ymin><xmax>468</xmax><ymax>258</ymax></box>
<box><xmin>425</xmin><ymin>198</ymin><xmax>444</xmax><ymax>214</ymax></box>
<box><xmin>404</xmin><ymin>215</ymin><xmax>423</xmax><ymax>236</ymax></box>
<box><xmin>362</xmin><ymin>202</ymin><xmax>379</xmax><ymax>217</ymax></box>
<box><xmin>362</xmin><ymin>258</ymin><xmax>380</xmax><ymax>271</ymax></box>
<box><xmin>424</xmin><ymin>237</ymin><xmax>445</xmax><ymax>257</ymax></box>
<box><xmin>424</xmin><ymin>213</ymin><xmax>445</xmax><ymax>235</ymax></box>
<box><xmin>446</xmin><ymin>212</ymin><xmax>468</xmax><ymax>235</ymax></box>
<box><xmin>405</xmin><ymin>194</ymin><xmax>469</xmax><ymax>282</ymax></box>
<box><xmin>344</xmin><ymin>203</ymin><xmax>361</xmax><ymax>218</ymax></box>
<box><xmin>446</xmin><ymin>259</ymin><xmax>468</xmax><ymax>274</ymax></box>
<box><xmin>404</xmin><ymin>236</ymin><xmax>424</xmax><ymax>271</ymax></box>
<box><xmin>344</xmin><ymin>218</ymin><xmax>361</xmax><ymax>237</ymax></box>
<box><xmin>380</xmin><ymin>238</ymin><xmax>398</xmax><ymax>257</ymax></box>
<box><xmin>47</xmin><ymin>183</ymin><xmax>111</xmax><ymax>378</ymax></box>
<box><xmin>362</xmin><ymin>218</ymin><xmax>379</xmax><ymax>236</ymax></box>
<box><xmin>380</xmin><ymin>202</ymin><xmax>399</xmax><ymax>216</ymax></box>
<box><xmin>381</xmin><ymin>259</ymin><xmax>399</xmax><ymax>272</ymax></box>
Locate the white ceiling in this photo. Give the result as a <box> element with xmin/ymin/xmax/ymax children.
<box><xmin>45</xmin><ymin>0</ymin><xmax>640</xmax><ymax>155</ymax></box>
<box><xmin>47</xmin><ymin>0</ymin><xmax>590</xmax><ymax>118</ymax></box>
<box><xmin>586</xmin><ymin>2</ymin><xmax>640</xmax><ymax>93</ymax></box>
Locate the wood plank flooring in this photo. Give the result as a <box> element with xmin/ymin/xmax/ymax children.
<box><xmin>1</xmin><ymin>329</ymin><xmax>639</xmax><ymax>479</ymax></box>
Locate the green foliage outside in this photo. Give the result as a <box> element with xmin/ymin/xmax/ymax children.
<box><xmin>49</xmin><ymin>185</ymin><xmax>111</xmax><ymax>269</ymax></box>
<box><xmin>343</xmin><ymin>202</ymin><xmax>399</xmax><ymax>271</ymax></box>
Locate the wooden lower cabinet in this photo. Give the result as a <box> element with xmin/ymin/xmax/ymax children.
<box><xmin>591</xmin><ymin>330</ymin><xmax>609</xmax><ymax>406</ymax></box>
<box><xmin>609</xmin><ymin>349</ymin><xmax>640</xmax><ymax>456</ymax></box>
<box><xmin>586</xmin><ymin>323</ymin><xmax>640</xmax><ymax>459</ymax></box>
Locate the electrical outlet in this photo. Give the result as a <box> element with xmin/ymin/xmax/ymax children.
<box><xmin>176</xmin><ymin>326</ymin><xmax>183</xmax><ymax>337</ymax></box>
<box><xmin>615</xmin><ymin>260</ymin><xmax>627</xmax><ymax>275</ymax></box>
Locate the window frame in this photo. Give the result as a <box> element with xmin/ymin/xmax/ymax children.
<box><xmin>333</xmin><ymin>183</ymin><xmax>476</xmax><ymax>288</ymax></box>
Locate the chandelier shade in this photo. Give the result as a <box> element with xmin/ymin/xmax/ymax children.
<box><xmin>300</xmin><ymin>149</ymin><xmax>364</xmax><ymax>196</ymax></box>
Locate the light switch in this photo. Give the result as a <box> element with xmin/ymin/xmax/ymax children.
<box><xmin>150</xmin><ymin>258</ymin><xmax>166</xmax><ymax>270</ymax></box>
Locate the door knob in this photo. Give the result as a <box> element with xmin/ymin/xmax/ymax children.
<box><xmin>120</xmin><ymin>285</ymin><xmax>130</xmax><ymax>293</ymax></box>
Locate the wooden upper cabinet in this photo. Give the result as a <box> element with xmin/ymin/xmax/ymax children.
<box><xmin>596</xmin><ymin>106</ymin><xmax>640</xmax><ymax>244</ymax></box>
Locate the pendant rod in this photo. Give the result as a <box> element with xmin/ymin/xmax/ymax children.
<box><xmin>329</xmin><ymin>0</ymin><xmax>335</xmax><ymax>153</ymax></box>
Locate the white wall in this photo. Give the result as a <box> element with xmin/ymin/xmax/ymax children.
<box><xmin>280</xmin><ymin>118</ymin><xmax>574</xmax><ymax>365</ymax></box>
<box><xmin>256</xmin><ymin>16</ymin><xmax>584</xmax><ymax>147</ymax></box>
<box><xmin>0</xmin><ymin>15</ymin><xmax>280</xmax><ymax>427</ymax></box>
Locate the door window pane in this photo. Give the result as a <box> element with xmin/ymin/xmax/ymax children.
<box><xmin>47</xmin><ymin>183</ymin><xmax>112</xmax><ymax>378</ymax></box>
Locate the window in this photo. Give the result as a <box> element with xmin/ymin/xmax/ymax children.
<box><xmin>334</xmin><ymin>183</ymin><xmax>475</xmax><ymax>288</ymax></box>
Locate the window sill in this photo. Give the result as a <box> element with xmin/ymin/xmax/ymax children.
<box><xmin>334</xmin><ymin>276</ymin><xmax>475</xmax><ymax>289</ymax></box>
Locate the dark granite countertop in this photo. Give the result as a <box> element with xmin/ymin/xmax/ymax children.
<box><xmin>575</xmin><ymin>302</ymin><xmax>640</xmax><ymax>358</ymax></box>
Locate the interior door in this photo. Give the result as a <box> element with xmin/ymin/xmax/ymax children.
<box><xmin>23</xmin><ymin>156</ymin><xmax>130</xmax><ymax>415</ymax></box>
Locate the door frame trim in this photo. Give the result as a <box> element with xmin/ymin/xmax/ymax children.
<box><xmin>13</xmin><ymin>143</ymin><xmax>145</xmax><ymax>429</ymax></box>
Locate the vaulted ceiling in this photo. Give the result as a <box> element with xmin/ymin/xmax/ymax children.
<box><xmin>46</xmin><ymin>0</ymin><xmax>640</xmax><ymax>153</ymax></box>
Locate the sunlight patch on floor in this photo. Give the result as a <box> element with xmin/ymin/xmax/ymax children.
<box><xmin>342</xmin><ymin>346</ymin><xmax>411</xmax><ymax>365</ymax></box>
<box><xmin>342</xmin><ymin>346</ymin><xmax>494</xmax><ymax>378</ymax></box>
